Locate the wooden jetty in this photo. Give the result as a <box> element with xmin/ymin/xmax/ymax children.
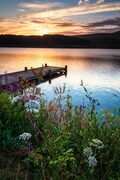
<box><xmin>0</xmin><ymin>64</ymin><xmax>67</xmax><ymax>90</ymax></box>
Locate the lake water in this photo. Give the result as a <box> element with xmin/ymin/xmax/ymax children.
<box><xmin>0</xmin><ymin>48</ymin><xmax>120</xmax><ymax>111</ymax></box>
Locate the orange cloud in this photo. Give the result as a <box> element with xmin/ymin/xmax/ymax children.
<box><xmin>19</xmin><ymin>2</ymin><xmax>64</xmax><ymax>11</ymax></box>
<box><xmin>19</xmin><ymin>2</ymin><xmax>120</xmax><ymax>20</ymax></box>
<box><xmin>0</xmin><ymin>2</ymin><xmax>120</xmax><ymax>35</ymax></box>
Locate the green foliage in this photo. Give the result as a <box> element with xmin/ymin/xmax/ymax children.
<box><xmin>25</xmin><ymin>149</ymin><xmax>43</xmax><ymax>168</ymax></box>
<box><xmin>0</xmin><ymin>92</ymin><xmax>33</xmax><ymax>135</ymax></box>
<box><xmin>0</xmin><ymin>88</ymin><xmax>120</xmax><ymax>180</ymax></box>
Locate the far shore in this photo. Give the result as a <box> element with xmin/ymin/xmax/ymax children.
<box><xmin>0</xmin><ymin>31</ymin><xmax>120</xmax><ymax>49</ymax></box>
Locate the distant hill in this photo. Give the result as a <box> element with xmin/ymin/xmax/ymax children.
<box><xmin>0</xmin><ymin>35</ymin><xmax>93</xmax><ymax>48</ymax></box>
<box><xmin>112</xmin><ymin>31</ymin><xmax>120</xmax><ymax>38</ymax></box>
<box><xmin>76</xmin><ymin>31</ymin><xmax>120</xmax><ymax>49</ymax></box>
<box><xmin>0</xmin><ymin>31</ymin><xmax>120</xmax><ymax>48</ymax></box>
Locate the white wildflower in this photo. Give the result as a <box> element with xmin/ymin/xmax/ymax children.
<box><xmin>84</xmin><ymin>147</ymin><xmax>93</xmax><ymax>157</ymax></box>
<box><xmin>25</xmin><ymin>100</ymin><xmax>40</xmax><ymax>112</ymax></box>
<box><xmin>92</xmin><ymin>139</ymin><xmax>103</xmax><ymax>145</ymax></box>
<box><xmin>26</xmin><ymin>108</ymin><xmax>39</xmax><ymax>113</ymax></box>
<box><xmin>11</xmin><ymin>96</ymin><xmax>20</xmax><ymax>103</ymax></box>
<box><xmin>89</xmin><ymin>139</ymin><xmax>104</xmax><ymax>149</ymax></box>
<box><xmin>19</xmin><ymin>132</ymin><xmax>31</xmax><ymax>141</ymax></box>
<box><xmin>11</xmin><ymin>94</ymin><xmax>41</xmax><ymax>112</ymax></box>
<box><xmin>88</xmin><ymin>156</ymin><xmax>97</xmax><ymax>168</ymax></box>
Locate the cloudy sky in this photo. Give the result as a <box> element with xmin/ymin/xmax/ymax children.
<box><xmin>0</xmin><ymin>0</ymin><xmax>120</xmax><ymax>35</ymax></box>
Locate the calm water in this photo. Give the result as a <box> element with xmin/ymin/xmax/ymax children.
<box><xmin>0</xmin><ymin>48</ymin><xmax>120</xmax><ymax>111</ymax></box>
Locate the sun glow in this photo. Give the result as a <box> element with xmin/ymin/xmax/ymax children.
<box><xmin>28</xmin><ymin>23</ymin><xmax>54</xmax><ymax>36</ymax></box>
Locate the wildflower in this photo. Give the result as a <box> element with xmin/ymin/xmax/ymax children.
<box><xmin>19</xmin><ymin>133</ymin><xmax>31</xmax><ymax>141</ymax></box>
<box><xmin>84</xmin><ymin>147</ymin><xmax>93</xmax><ymax>157</ymax></box>
<box><xmin>25</xmin><ymin>100</ymin><xmax>40</xmax><ymax>112</ymax></box>
<box><xmin>49</xmin><ymin>101</ymin><xmax>55</xmax><ymax>111</ymax></box>
<box><xmin>89</xmin><ymin>139</ymin><xmax>104</xmax><ymax>149</ymax></box>
<box><xmin>36</xmin><ymin>87</ymin><xmax>42</xmax><ymax>95</ymax></box>
<box><xmin>88</xmin><ymin>156</ymin><xmax>97</xmax><ymax>168</ymax></box>
<box><xmin>11</xmin><ymin>96</ymin><xmax>20</xmax><ymax>103</ymax></box>
<box><xmin>26</xmin><ymin>108</ymin><xmax>39</xmax><ymax>113</ymax></box>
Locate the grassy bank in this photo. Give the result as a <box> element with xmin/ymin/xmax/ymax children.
<box><xmin>0</xmin><ymin>84</ymin><xmax>120</xmax><ymax>180</ymax></box>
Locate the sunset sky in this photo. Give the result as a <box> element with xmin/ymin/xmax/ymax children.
<box><xmin>0</xmin><ymin>0</ymin><xmax>120</xmax><ymax>35</ymax></box>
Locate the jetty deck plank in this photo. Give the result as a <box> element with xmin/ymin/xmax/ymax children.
<box><xmin>0</xmin><ymin>65</ymin><xmax>67</xmax><ymax>87</ymax></box>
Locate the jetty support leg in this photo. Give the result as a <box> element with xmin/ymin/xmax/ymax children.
<box><xmin>48</xmin><ymin>69</ymin><xmax>52</xmax><ymax>84</ymax></box>
<box><xmin>65</xmin><ymin>65</ymin><xmax>67</xmax><ymax>77</ymax></box>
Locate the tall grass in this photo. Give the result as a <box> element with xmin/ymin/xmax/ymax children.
<box><xmin>0</xmin><ymin>83</ymin><xmax>120</xmax><ymax>180</ymax></box>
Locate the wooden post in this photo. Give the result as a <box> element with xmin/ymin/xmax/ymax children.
<box><xmin>49</xmin><ymin>70</ymin><xmax>51</xmax><ymax>77</ymax></box>
<box><xmin>65</xmin><ymin>65</ymin><xmax>67</xmax><ymax>77</ymax></box>
<box><xmin>25</xmin><ymin>67</ymin><xmax>27</xmax><ymax>71</ymax></box>
<box><xmin>48</xmin><ymin>69</ymin><xmax>51</xmax><ymax>84</ymax></box>
<box><xmin>45</xmin><ymin>64</ymin><xmax>47</xmax><ymax>67</ymax></box>
<box><xmin>65</xmin><ymin>65</ymin><xmax>67</xmax><ymax>72</ymax></box>
<box><xmin>49</xmin><ymin>79</ymin><xmax>51</xmax><ymax>84</ymax></box>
